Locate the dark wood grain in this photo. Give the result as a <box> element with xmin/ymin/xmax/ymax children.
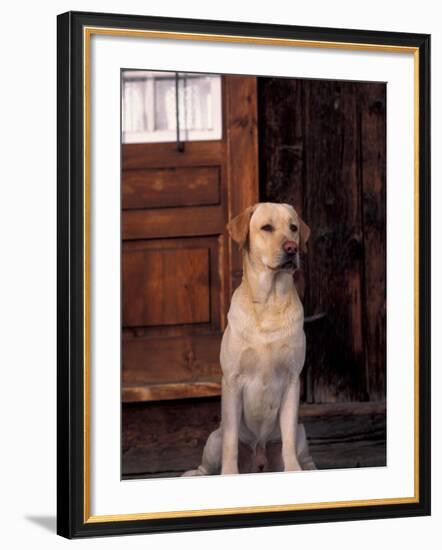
<box><xmin>303</xmin><ymin>80</ymin><xmax>367</xmax><ymax>402</ymax></box>
<box><xmin>259</xmin><ymin>78</ymin><xmax>386</xmax><ymax>404</ymax></box>
<box><xmin>258</xmin><ymin>77</ymin><xmax>304</xmax><ymax>211</ymax></box>
<box><xmin>359</xmin><ymin>83</ymin><xmax>387</xmax><ymax>400</ymax></box>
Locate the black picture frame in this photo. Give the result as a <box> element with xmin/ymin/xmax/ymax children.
<box><xmin>57</xmin><ymin>10</ymin><xmax>431</xmax><ymax>539</ymax></box>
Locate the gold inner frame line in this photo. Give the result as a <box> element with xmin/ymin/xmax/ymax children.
<box><xmin>82</xmin><ymin>26</ymin><xmax>420</xmax><ymax>524</ymax></box>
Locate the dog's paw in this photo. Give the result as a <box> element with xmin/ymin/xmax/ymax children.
<box><xmin>284</xmin><ymin>459</ymin><xmax>302</xmax><ymax>472</ymax></box>
<box><xmin>181</xmin><ymin>465</ymin><xmax>208</xmax><ymax>476</ymax></box>
<box><xmin>221</xmin><ymin>465</ymin><xmax>239</xmax><ymax>475</ymax></box>
<box><xmin>182</xmin><ymin>469</ymin><xmax>201</xmax><ymax>477</ymax></box>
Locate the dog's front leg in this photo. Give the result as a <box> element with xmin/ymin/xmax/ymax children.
<box><xmin>279</xmin><ymin>376</ymin><xmax>302</xmax><ymax>471</ymax></box>
<box><xmin>221</xmin><ymin>375</ymin><xmax>242</xmax><ymax>475</ymax></box>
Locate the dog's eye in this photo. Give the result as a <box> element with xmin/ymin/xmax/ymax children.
<box><xmin>290</xmin><ymin>224</ymin><xmax>298</xmax><ymax>233</ymax></box>
<box><xmin>261</xmin><ymin>224</ymin><xmax>274</xmax><ymax>232</ymax></box>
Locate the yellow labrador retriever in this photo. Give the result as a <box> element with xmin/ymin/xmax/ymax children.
<box><xmin>184</xmin><ymin>203</ymin><xmax>314</xmax><ymax>476</ymax></box>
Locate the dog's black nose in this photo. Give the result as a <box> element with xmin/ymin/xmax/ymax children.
<box><xmin>283</xmin><ymin>240</ymin><xmax>298</xmax><ymax>255</ymax></box>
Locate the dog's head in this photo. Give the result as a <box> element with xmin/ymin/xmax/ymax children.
<box><xmin>227</xmin><ymin>202</ymin><xmax>311</xmax><ymax>273</ymax></box>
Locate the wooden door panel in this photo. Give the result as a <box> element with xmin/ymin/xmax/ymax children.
<box><xmin>123</xmin><ymin>248</ymin><xmax>210</xmax><ymax>327</ymax></box>
<box><xmin>123</xmin><ymin>333</ymin><xmax>222</xmax><ymax>395</ymax></box>
<box><xmin>122</xmin><ymin>166</ymin><xmax>221</xmax><ymax>210</ymax></box>
<box><xmin>122</xmin><ymin>140</ymin><xmax>225</xmax><ymax>170</ymax></box>
<box><xmin>123</xmin><ymin>236</ymin><xmax>223</xmax><ymax>336</ymax></box>
<box><xmin>122</xmin><ymin>204</ymin><xmax>225</xmax><ymax>240</ymax></box>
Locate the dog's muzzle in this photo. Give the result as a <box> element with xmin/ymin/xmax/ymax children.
<box><xmin>278</xmin><ymin>253</ymin><xmax>299</xmax><ymax>271</ymax></box>
<box><xmin>278</xmin><ymin>240</ymin><xmax>299</xmax><ymax>270</ymax></box>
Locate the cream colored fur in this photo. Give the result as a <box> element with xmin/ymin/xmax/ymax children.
<box><xmin>183</xmin><ymin>203</ymin><xmax>314</xmax><ymax>476</ymax></box>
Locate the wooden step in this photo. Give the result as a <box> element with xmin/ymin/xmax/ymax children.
<box><xmin>122</xmin><ymin>399</ymin><xmax>386</xmax><ymax>477</ymax></box>
<box><xmin>123</xmin><ymin>380</ymin><xmax>222</xmax><ymax>402</ymax></box>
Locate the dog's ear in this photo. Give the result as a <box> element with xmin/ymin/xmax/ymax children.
<box><xmin>227</xmin><ymin>205</ymin><xmax>257</xmax><ymax>249</ymax></box>
<box><xmin>290</xmin><ymin>207</ymin><xmax>310</xmax><ymax>253</ymax></box>
<box><xmin>299</xmin><ymin>216</ymin><xmax>311</xmax><ymax>254</ymax></box>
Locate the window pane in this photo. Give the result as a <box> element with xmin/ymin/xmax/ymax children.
<box><xmin>154</xmin><ymin>78</ymin><xmax>176</xmax><ymax>131</ymax></box>
<box><xmin>122</xmin><ymin>80</ymin><xmax>147</xmax><ymax>133</ymax></box>
<box><xmin>122</xmin><ymin>71</ymin><xmax>222</xmax><ymax>144</ymax></box>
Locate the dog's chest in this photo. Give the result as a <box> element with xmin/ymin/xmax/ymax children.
<box><xmin>239</xmin><ymin>338</ymin><xmax>301</xmax><ymax>380</ymax></box>
<box><xmin>239</xmin><ymin>342</ymin><xmax>295</xmax><ymax>442</ymax></box>
<box><xmin>227</xmin><ymin>284</ymin><xmax>305</xmax><ymax>346</ymax></box>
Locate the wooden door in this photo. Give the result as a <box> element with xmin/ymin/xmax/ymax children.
<box><xmin>122</xmin><ymin>75</ymin><xmax>258</xmax><ymax>403</ymax></box>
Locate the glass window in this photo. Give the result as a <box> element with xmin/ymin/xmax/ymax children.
<box><xmin>122</xmin><ymin>71</ymin><xmax>222</xmax><ymax>144</ymax></box>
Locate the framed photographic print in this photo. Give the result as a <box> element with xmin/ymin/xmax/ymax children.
<box><xmin>57</xmin><ymin>10</ymin><xmax>431</xmax><ymax>538</ymax></box>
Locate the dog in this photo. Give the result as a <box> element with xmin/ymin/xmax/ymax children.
<box><xmin>183</xmin><ymin>202</ymin><xmax>314</xmax><ymax>476</ymax></box>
